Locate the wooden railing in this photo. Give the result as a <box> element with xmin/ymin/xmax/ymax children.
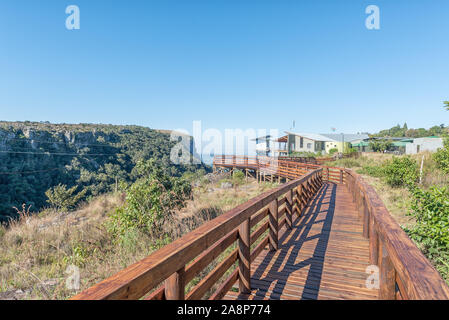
<box><xmin>71</xmin><ymin>169</ymin><xmax>323</xmax><ymax>300</ymax></box>
<box><xmin>345</xmin><ymin>169</ymin><xmax>449</xmax><ymax>300</ymax></box>
<box><xmin>213</xmin><ymin>155</ymin><xmax>345</xmax><ymax>184</ymax></box>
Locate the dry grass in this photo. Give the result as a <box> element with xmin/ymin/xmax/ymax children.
<box><xmin>0</xmin><ymin>177</ymin><xmax>276</xmax><ymax>300</ymax></box>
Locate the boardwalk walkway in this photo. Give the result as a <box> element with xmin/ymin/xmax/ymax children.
<box><xmin>72</xmin><ymin>156</ymin><xmax>449</xmax><ymax>300</ymax></box>
<box><xmin>225</xmin><ymin>183</ymin><xmax>378</xmax><ymax>300</ymax></box>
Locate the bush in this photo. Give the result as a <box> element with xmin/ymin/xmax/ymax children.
<box><xmin>108</xmin><ymin>160</ymin><xmax>192</xmax><ymax>244</ymax></box>
<box><xmin>45</xmin><ymin>184</ymin><xmax>87</xmax><ymax>211</ymax></box>
<box><xmin>406</xmin><ymin>186</ymin><xmax>449</xmax><ymax>258</ymax></box>
<box><xmin>383</xmin><ymin>156</ymin><xmax>418</xmax><ymax>187</ymax></box>
<box><xmin>434</xmin><ymin>138</ymin><xmax>449</xmax><ymax>174</ymax></box>
<box><xmin>232</xmin><ymin>170</ymin><xmax>245</xmax><ymax>185</ymax></box>
<box><xmin>344</xmin><ymin>147</ymin><xmax>358</xmax><ymax>156</ymax></box>
<box><xmin>328</xmin><ymin>148</ymin><xmax>338</xmax><ymax>155</ymax></box>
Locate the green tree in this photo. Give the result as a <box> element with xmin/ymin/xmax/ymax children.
<box><xmin>369</xmin><ymin>139</ymin><xmax>393</xmax><ymax>152</ymax></box>
<box><xmin>444</xmin><ymin>101</ymin><xmax>449</xmax><ymax>111</ymax></box>
<box><xmin>45</xmin><ymin>184</ymin><xmax>87</xmax><ymax>211</ymax></box>
<box><xmin>434</xmin><ymin>138</ymin><xmax>449</xmax><ymax>174</ymax></box>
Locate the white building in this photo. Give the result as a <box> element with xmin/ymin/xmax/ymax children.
<box><xmin>405</xmin><ymin>137</ymin><xmax>444</xmax><ymax>154</ymax></box>
<box><xmin>252</xmin><ymin>135</ymin><xmax>288</xmax><ymax>157</ymax></box>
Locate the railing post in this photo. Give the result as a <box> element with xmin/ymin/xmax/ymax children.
<box><xmin>379</xmin><ymin>241</ymin><xmax>396</xmax><ymax>300</ymax></box>
<box><xmin>326</xmin><ymin>167</ymin><xmax>330</xmax><ymax>181</ymax></box>
<box><xmin>268</xmin><ymin>198</ymin><xmax>279</xmax><ymax>251</ymax></box>
<box><xmin>165</xmin><ymin>266</ymin><xmax>186</xmax><ymax>300</ymax></box>
<box><xmin>339</xmin><ymin>169</ymin><xmax>343</xmax><ymax>184</ymax></box>
<box><xmin>286</xmin><ymin>189</ymin><xmax>293</xmax><ymax>229</ymax></box>
<box><xmin>238</xmin><ymin>218</ymin><xmax>251</xmax><ymax>294</ymax></box>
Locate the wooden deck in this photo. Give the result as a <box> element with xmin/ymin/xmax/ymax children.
<box><xmin>224</xmin><ymin>182</ymin><xmax>379</xmax><ymax>300</ymax></box>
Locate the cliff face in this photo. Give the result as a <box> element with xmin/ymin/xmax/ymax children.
<box><xmin>0</xmin><ymin>121</ymin><xmax>207</xmax><ymax>222</ymax></box>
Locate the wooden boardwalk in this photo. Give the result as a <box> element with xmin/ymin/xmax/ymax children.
<box><xmin>72</xmin><ymin>157</ymin><xmax>449</xmax><ymax>301</ymax></box>
<box><xmin>224</xmin><ymin>182</ymin><xmax>379</xmax><ymax>300</ymax></box>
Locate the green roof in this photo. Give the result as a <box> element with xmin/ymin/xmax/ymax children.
<box><xmin>351</xmin><ymin>141</ymin><xmax>370</xmax><ymax>147</ymax></box>
<box><xmin>392</xmin><ymin>141</ymin><xmax>410</xmax><ymax>147</ymax></box>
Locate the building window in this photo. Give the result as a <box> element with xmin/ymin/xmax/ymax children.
<box><xmin>307</xmin><ymin>143</ymin><xmax>312</xmax><ymax>149</ymax></box>
<box><xmin>300</xmin><ymin>137</ymin><xmax>303</xmax><ymax>148</ymax></box>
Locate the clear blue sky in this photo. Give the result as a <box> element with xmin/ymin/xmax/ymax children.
<box><xmin>1</xmin><ymin>0</ymin><xmax>448</xmax><ymax>135</ymax></box>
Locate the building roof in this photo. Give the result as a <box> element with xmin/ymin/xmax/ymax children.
<box><xmin>320</xmin><ymin>133</ymin><xmax>370</xmax><ymax>142</ymax></box>
<box><xmin>284</xmin><ymin>131</ymin><xmax>335</xmax><ymax>142</ymax></box>
<box><xmin>352</xmin><ymin>141</ymin><xmax>370</xmax><ymax>147</ymax></box>
<box><xmin>275</xmin><ymin>135</ymin><xmax>288</xmax><ymax>142</ymax></box>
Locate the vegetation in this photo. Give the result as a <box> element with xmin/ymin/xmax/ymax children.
<box><xmin>383</xmin><ymin>157</ymin><xmax>418</xmax><ymax>188</ymax></box>
<box><xmin>372</xmin><ymin>123</ymin><xmax>446</xmax><ymax>138</ymax></box>
<box><xmin>0</xmin><ymin>121</ymin><xmax>208</xmax><ymax>222</ymax></box>
<box><xmin>328</xmin><ymin>148</ymin><xmax>338</xmax><ymax>155</ymax></box>
<box><xmin>289</xmin><ymin>151</ymin><xmax>322</xmax><ymax>158</ymax></box>
<box><xmin>434</xmin><ymin>138</ymin><xmax>449</xmax><ymax>174</ymax></box>
<box><xmin>369</xmin><ymin>139</ymin><xmax>393</xmax><ymax>152</ymax></box>
<box><xmin>107</xmin><ymin>160</ymin><xmax>192</xmax><ymax>244</ymax></box>
<box><xmin>0</xmin><ymin>173</ymin><xmax>276</xmax><ymax>299</ymax></box>
<box><xmin>45</xmin><ymin>184</ymin><xmax>87</xmax><ymax>211</ymax></box>
<box><xmin>405</xmin><ymin>186</ymin><xmax>449</xmax><ymax>278</ymax></box>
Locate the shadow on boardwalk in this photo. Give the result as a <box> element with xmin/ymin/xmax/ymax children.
<box><xmin>235</xmin><ymin>183</ymin><xmax>337</xmax><ymax>300</ymax></box>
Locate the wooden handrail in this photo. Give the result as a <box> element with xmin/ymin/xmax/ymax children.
<box><xmin>344</xmin><ymin>169</ymin><xmax>449</xmax><ymax>300</ymax></box>
<box><xmin>71</xmin><ymin>169</ymin><xmax>323</xmax><ymax>300</ymax></box>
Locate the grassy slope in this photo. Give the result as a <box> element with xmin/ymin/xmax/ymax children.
<box><xmin>0</xmin><ymin>176</ymin><xmax>277</xmax><ymax>300</ymax></box>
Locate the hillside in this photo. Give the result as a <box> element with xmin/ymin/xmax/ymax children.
<box><xmin>0</xmin><ymin>175</ymin><xmax>277</xmax><ymax>300</ymax></box>
<box><xmin>0</xmin><ymin>121</ymin><xmax>208</xmax><ymax>222</ymax></box>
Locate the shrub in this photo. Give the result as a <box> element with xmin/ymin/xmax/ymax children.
<box><xmin>45</xmin><ymin>184</ymin><xmax>87</xmax><ymax>211</ymax></box>
<box><xmin>232</xmin><ymin>170</ymin><xmax>245</xmax><ymax>185</ymax></box>
<box><xmin>328</xmin><ymin>148</ymin><xmax>338</xmax><ymax>155</ymax></box>
<box><xmin>406</xmin><ymin>186</ymin><xmax>449</xmax><ymax>258</ymax></box>
<box><xmin>383</xmin><ymin>156</ymin><xmax>418</xmax><ymax>187</ymax></box>
<box><xmin>344</xmin><ymin>147</ymin><xmax>358</xmax><ymax>156</ymax></box>
<box><xmin>434</xmin><ymin>138</ymin><xmax>449</xmax><ymax>174</ymax></box>
<box><xmin>107</xmin><ymin>168</ymin><xmax>192</xmax><ymax>244</ymax></box>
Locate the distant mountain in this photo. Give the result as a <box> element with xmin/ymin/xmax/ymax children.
<box><xmin>0</xmin><ymin>121</ymin><xmax>208</xmax><ymax>222</ymax></box>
